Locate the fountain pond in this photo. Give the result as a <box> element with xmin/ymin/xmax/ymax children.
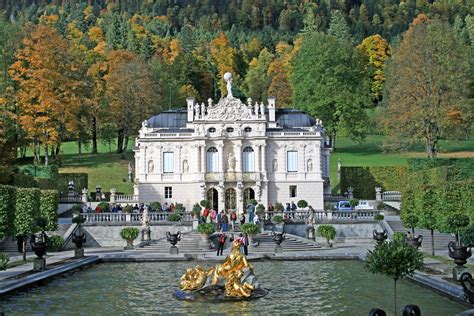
<box><xmin>0</xmin><ymin>260</ymin><xmax>467</xmax><ymax>315</ymax></box>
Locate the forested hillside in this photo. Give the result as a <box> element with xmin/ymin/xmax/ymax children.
<box><xmin>0</xmin><ymin>0</ymin><xmax>472</xmax><ymax>178</ymax></box>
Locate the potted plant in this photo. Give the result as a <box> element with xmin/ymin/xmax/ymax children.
<box><xmin>192</xmin><ymin>203</ymin><xmax>201</xmax><ymax>219</ymax></box>
<box><xmin>97</xmin><ymin>201</ymin><xmax>109</xmax><ymax>212</ymax></box>
<box><xmin>317</xmin><ymin>224</ymin><xmax>336</xmax><ymax>247</ymax></box>
<box><xmin>124</xmin><ymin>205</ymin><xmax>134</xmax><ymax>213</ymax></box>
<box><xmin>168</xmin><ymin>212</ymin><xmax>182</xmax><ymax>222</ymax></box>
<box><xmin>241</xmin><ymin>223</ymin><xmax>261</xmax><ymax>245</ymax></box>
<box><xmin>149</xmin><ymin>201</ymin><xmax>162</xmax><ymax>212</ymax></box>
<box><xmin>272</xmin><ymin>215</ymin><xmax>284</xmax><ymax>232</ymax></box>
<box><xmin>374</xmin><ymin>214</ymin><xmax>384</xmax><ymax>221</ymax></box>
<box><xmin>256</xmin><ymin>204</ymin><xmax>265</xmax><ymax>219</ymax></box>
<box><xmin>120</xmin><ymin>227</ymin><xmax>140</xmax><ymax>249</ymax></box>
<box><xmin>47</xmin><ymin>236</ymin><xmax>64</xmax><ymax>252</ymax></box>
<box><xmin>198</xmin><ymin>223</ymin><xmax>214</xmax><ymax>249</ymax></box>
<box><xmin>446</xmin><ymin>213</ymin><xmax>472</xmax><ymax>267</ymax></box>
<box><xmin>297</xmin><ymin>200</ymin><xmax>308</xmax><ymax>209</ymax></box>
<box><xmin>365</xmin><ymin>240</ymin><xmax>424</xmax><ymax>316</ymax></box>
<box><xmin>274</xmin><ymin>202</ymin><xmax>284</xmax><ymax>214</ymax></box>
<box><xmin>349</xmin><ymin>198</ymin><xmax>359</xmax><ymax>210</ymax></box>
<box><xmin>200</xmin><ymin>199</ymin><xmax>211</xmax><ymax>209</ymax></box>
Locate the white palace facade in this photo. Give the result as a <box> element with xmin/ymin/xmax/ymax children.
<box><xmin>134</xmin><ymin>75</ymin><xmax>331</xmax><ymax>214</ymax></box>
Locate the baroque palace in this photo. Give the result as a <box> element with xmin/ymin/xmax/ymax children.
<box><xmin>134</xmin><ymin>73</ymin><xmax>331</xmax><ymax>214</ymax></box>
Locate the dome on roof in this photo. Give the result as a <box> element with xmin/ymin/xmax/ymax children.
<box><xmin>147</xmin><ymin>110</ymin><xmax>187</xmax><ymax>129</ymax></box>
<box><xmin>275</xmin><ymin>110</ymin><xmax>316</xmax><ymax>128</ymax></box>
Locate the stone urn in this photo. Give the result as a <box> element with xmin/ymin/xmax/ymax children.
<box><xmin>460</xmin><ymin>272</ymin><xmax>474</xmax><ymax>304</ymax></box>
<box><xmin>372</xmin><ymin>229</ymin><xmax>387</xmax><ymax>244</ymax></box>
<box><xmin>406</xmin><ymin>235</ymin><xmax>423</xmax><ymax>248</ymax></box>
<box><xmin>271</xmin><ymin>231</ymin><xmax>285</xmax><ymax>253</ymax></box>
<box><xmin>72</xmin><ymin>232</ymin><xmax>86</xmax><ymax>249</ymax></box>
<box><xmin>448</xmin><ymin>242</ymin><xmax>472</xmax><ymax>266</ymax></box>
<box><xmin>166</xmin><ymin>231</ymin><xmax>181</xmax><ymax>246</ymax></box>
<box><xmin>30</xmin><ymin>232</ymin><xmax>48</xmax><ymax>259</ymax></box>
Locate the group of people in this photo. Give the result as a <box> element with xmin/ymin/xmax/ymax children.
<box><xmin>214</xmin><ymin>230</ymin><xmax>250</xmax><ymax>256</ymax></box>
<box><xmin>200</xmin><ymin>208</ymin><xmax>243</xmax><ymax>231</ymax></box>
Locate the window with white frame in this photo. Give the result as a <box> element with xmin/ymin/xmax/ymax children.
<box><xmin>207</xmin><ymin>147</ymin><xmax>218</xmax><ymax>172</ymax></box>
<box><xmin>287</xmin><ymin>151</ymin><xmax>298</xmax><ymax>172</ymax></box>
<box><xmin>242</xmin><ymin>147</ymin><xmax>255</xmax><ymax>172</ymax></box>
<box><xmin>165</xmin><ymin>186</ymin><xmax>172</xmax><ymax>199</ymax></box>
<box><xmin>163</xmin><ymin>152</ymin><xmax>174</xmax><ymax>173</ymax></box>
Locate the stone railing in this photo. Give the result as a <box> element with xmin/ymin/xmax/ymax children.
<box><xmin>382</xmin><ymin>191</ymin><xmax>401</xmax><ymax>201</ymax></box>
<box><xmin>323</xmin><ymin>194</ymin><xmax>347</xmax><ymax>202</ymax></box>
<box><xmin>115</xmin><ymin>195</ymin><xmax>139</xmax><ymax>203</ymax></box>
<box><xmin>264</xmin><ymin>209</ymin><xmax>382</xmax><ymax>223</ymax></box>
<box><xmin>59</xmin><ymin>195</ymin><xmax>82</xmax><ymax>203</ymax></box>
<box><xmin>81</xmin><ymin>212</ymin><xmax>193</xmax><ymax>224</ymax></box>
<box><xmin>267</xmin><ymin>131</ymin><xmax>320</xmax><ymax>137</ymax></box>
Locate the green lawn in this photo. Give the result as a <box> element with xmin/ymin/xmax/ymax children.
<box><xmin>19</xmin><ymin>135</ymin><xmax>473</xmax><ymax>195</ymax></box>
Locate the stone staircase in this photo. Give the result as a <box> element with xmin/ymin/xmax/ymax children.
<box><xmin>0</xmin><ymin>236</ymin><xmax>32</xmax><ymax>253</ymax></box>
<box><xmin>134</xmin><ymin>231</ymin><xmax>214</xmax><ymax>254</ymax></box>
<box><xmin>252</xmin><ymin>231</ymin><xmax>321</xmax><ymax>253</ymax></box>
<box><xmin>386</xmin><ymin>220</ymin><xmax>455</xmax><ymax>252</ymax></box>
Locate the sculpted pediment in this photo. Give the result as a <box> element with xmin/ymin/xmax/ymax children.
<box><xmin>205</xmin><ymin>97</ymin><xmax>253</xmax><ymax>121</ymax></box>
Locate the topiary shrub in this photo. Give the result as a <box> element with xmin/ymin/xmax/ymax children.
<box><xmin>120</xmin><ymin>227</ymin><xmax>140</xmax><ymax>241</ymax></box>
<box><xmin>124</xmin><ymin>205</ymin><xmax>134</xmax><ymax>213</ymax></box>
<box><xmin>198</xmin><ymin>223</ymin><xmax>215</xmax><ymax>235</ymax></box>
<box><xmin>149</xmin><ymin>201</ymin><xmax>162</xmax><ymax>212</ymax></box>
<box><xmin>40</xmin><ymin>190</ymin><xmax>59</xmax><ymax>231</ymax></box>
<box><xmin>13</xmin><ymin>173</ymin><xmax>38</xmax><ymax>188</ymax></box>
<box><xmin>297</xmin><ymin>200</ymin><xmax>308</xmax><ymax>209</ymax></box>
<box><xmin>97</xmin><ymin>201</ymin><xmax>109</xmax><ymax>212</ymax></box>
<box><xmin>445</xmin><ymin>213</ymin><xmax>470</xmax><ymax>247</ymax></box>
<box><xmin>392</xmin><ymin>232</ymin><xmax>406</xmax><ymax>243</ymax></box>
<box><xmin>0</xmin><ymin>252</ymin><xmax>9</xmax><ymax>271</ymax></box>
<box><xmin>272</xmin><ymin>215</ymin><xmax>283</xmax><ymax>224</ymax></box>
<box><xmin>241</xmin><ymin>223</ymin><xmax>260</xmax><ymax>235</ymax></box>
<box><xmin>317</xmin><ymin>224</ymin><xmax>336</xmax><ymax>246</ymax></box>
<box><xmin>192</xmin><ymin>203</ymin><xmax>201</xmax><ymax>216</ymax></box>
<box><xmin>256</xmin><ymin>204</ymin><xmax>265</xmax><ymax>217</ymax></box>
<box><xmin>349</xmin><ymin>199</ymin><xmax>359</xmax><ymax>209</ymax></box>
<box><xmin>72</xmin><ymin>214</ymin><xmax>85</xmax><ymax>225</ymax></box>
<box><xmin>274</xmin><ymin>202</ymin><xmax>284</xmax><ymax>212</ymax></box>
<box><xmin>0</xmin><ymin>185</ymin><xmax>16</xmax><ymax>238</ymax></box>
<box><xmin>174</xmin><ymin>203</ymin><xmax>185</xmax><ymax>213</ymax></box>
<box><xmin>376</xmin><ymin>203</ymin><xmax>385</xmax><ymax>210</ymax></box>
<box><xmin>168</xmin><ymin>213</ymin><xmax>182</xmax><ymax>222</ymax></box>
<box><xmin>200</xmin><ymin>200</ymin><xmax>211</xmax><ymax>208</ymax></box>
<box><xmin>15</xmin><ymin>187</ymin><xmax>40</xmax><ymax>236</ymax></box>
<box><xmin>48</xmin><ymin>235</ymin><xmax>64</xmax><ymax>252</ymax></box>
<box><xmin>247</xmin><ymin>199</ymin><xmax>258</xmax><ymax>206</ymax></box>
<box><xmin>461</xmin><ymin>226</ymin><xmax>474</xmax><ymax>246</ymax></box>
<box><xmin>374</xmin><ymin>214</ymin><xmax>384</xmax><ymax>221</ymax></box>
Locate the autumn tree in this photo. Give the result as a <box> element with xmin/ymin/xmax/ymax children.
<box><xmin>105</xmin><ymin>54</ymin><xmax>159</xmax><ymax>158</ymax></box>
<box><xmin>357</xmin><ymin>34</ymin><xmax>391</xmax><ymax>105</ymax></box>
<box><xmin>383</xmin><ymin>16</ymin><xmax>471</xmax><ymax>158</ymax></box>
<box><xmin>267</xmin><ymin>42</ymin><xmax>294</xmax><ymax>107</ymax></box>
<box><xmin>243</xmin><ymin>48</ymin><xmax>273</xmax><ymax>102</ymax></box>
<box><xmin>210</xmin><ymin>32</ymin><xmax>236</xmax><ymax>97</ymax></box>
<box><xmin>9</xmin><ymin>24</ymin><xmax>81</xmax><ymax>166</ymax></box>
<box><xmin>291</xmin><ymin>33</ymin><xmax>371</xmax><ymax>149</ymax></box>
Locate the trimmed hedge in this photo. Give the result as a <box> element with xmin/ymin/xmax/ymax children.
<box><xmin>40</xmin><ymin>190</ymin><xmax>59</xmax><ymax>231</ymax></box>
<box><xmin>13</xmin><ymin>173</ymin><xmax>38</xmax><ymax>188</ymax></box>
<box><xmin>14</xmin><ymin>187</ymin><xmax>40</xmax><ymax>235</ymax></box>
<box><xmin>57</xmin><ymin>173</ymin><xmax>88</xmax><ymax>195</ymax></box>
<box><xmin>0</xmin><ymin>185</ymin><xmax>16</xmax><ymax>238</ymax></box>
<box><xmin>18</xmin><ymin>164</ymin><xmax>58</xmax><ymax>179</ymax></box>
<box><xmin>340</xmin><ymin>166</ymin><xmax>407</xmax><ymax>199</ymax></box>
<box><xmin>37</xmin><ymin>178</ymin><xmax>58</xmax><ymax>190</ymax></box>
<box><xmin>409</xmin><ymin>158</ymin><xmax>474</xmax><ymax>177</ymax></box>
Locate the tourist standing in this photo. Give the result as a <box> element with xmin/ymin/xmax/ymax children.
<box><xmin>243</xmin><ymin>233</ymin><xmax>249</xmax><ymax>256</ymax></box>
<box><xmin>216</xmin><ymin>229</ymin><xmax>226</xmax><ymax>256</ymax></box>
<box><xmin>253</xmin><ymin>213</ymin><xmax>260</xmax><ymax>225</ymax></box>
<box><xmin>237</xmin><ymin>233</ymin><xmax>245</xmax><ymax>253</ymax></box>
<box><xmin>222</xmin><ymin>211</ymin><xmax>229</xmax><ymax>232</ymax></box>
<box><xmin>230</xmin><ymin>211</ymin><xmax>237</xmax><ymax>231</ymax></box>
<box><xmin>240</xmin><ymin>213</ymin><xmax>245</xmax><ymax>226</ymax></box>
<box><xmin>202</xmin><ymin>207</ymin><xmax>209</xmax><ymax>224</ymax></box>
<box><xmin>285</xmin><ymin>203</ymin><xmax>291</xmax><ymax>219</ymax></box>
<box><xmin>290</xmin><ymin>201</ymin><xmax>297</xmax><ymax>219</ymax></box>
<box><xmin>248</xmin><ymin>204</ymin><xmax>255</xmax><ymax>224</ymax></box>
<box><xmin>162</xmin><ymin>202</ymin><xmax>169</xmax><ymax>212</ymax></box>
<box><xmin>267</xmin><ymin>203</ymin><xmax>274</xmax><ymax>220</ymax></box>
<box><xmin>216</xmin><ymin>210</ymin><xmax>222</xmax><ymax>229</ymax></box>
<box><xmin>210</xmin><ymin>208</ymin><xmax>217</xmax><ymax>223</ymax></box>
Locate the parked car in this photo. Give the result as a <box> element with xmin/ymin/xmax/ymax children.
<box><xmin>354</xmin><ymin>200</ymin><xmax>374</xmax><ymax>210</ymax></box>
<box><xmin>334</xmin><ymin>201</ymin><xmax>352</xmax><ymax>211</ymax></box>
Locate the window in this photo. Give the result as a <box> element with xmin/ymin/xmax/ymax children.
<box><xmin>165</xmin><ymin>186</ymin><xmax>172</xmax><ymax>199</ymax></box>
<box><xmin>226</xmin><ymin>127</ymin><xmax>234</xmax><ymax>133</ymax></box>
<box><xmin>287</xmin><ymin>151</ymin><xmax>298</xmax><ymax>172</ymax></box>
<box><xmin>242</xmin><ymin>147</ymin><xmax>254</xmax><ymax>172</ymax></box>
<box><xmin>208</xmin><ymin>127</ymin><xmax>216</xmax><ymax>133</ymax></box>
<box><xmin>244</xmin><ymin>127</ymin><xmax>252</xmax><ymax>132</ymax></box>
<box><xmin>163</xmin><ymin>152</ymin><xmax>174</xmax><ymax>173</ymax></box>
<box><xmin>290</xmin><ymin>186</ymin><xmax>297</xmax><ymax>198</ymax></box>
<box><xmin>207</xmin><ymin>147</ymin><xmax>218</xmax><ymax>172</ymax></box>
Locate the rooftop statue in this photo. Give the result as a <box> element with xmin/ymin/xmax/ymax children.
<box><xmin>175</xmin><ymin>240</ymin><xmax>268</xmax><ymax>301</ymax></box>
<box><xmin>224</xmin><ymin>72</ymin><xmax>233</xmax><ymax>99</ymax></box>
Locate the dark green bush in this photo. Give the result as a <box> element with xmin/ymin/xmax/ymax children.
<box><xmin>349</xmin><ymin>199</ymin><xmax>359</xmax><ymax>208</ymax></box>
<box><xmin>120</xmin><ymin>227</ymin><xmax>140</xmax><ymax>241</ymax></box>
<box><xmin>274</xmin><ymin>202</ymin><xmax>284</xmax><ymax>212</ymax></box>
<box><xmin>256</xmin><ymin>204</ymin><xmax>265</xmax><ymax>216</ymax></box>
<box><xmin>13</xmin><ymin>173</ymin><xmax>38</xmax><ymax>188</ymax></box>
<box><xmin>317</xmin><ymin>225</ymin><xmax>336</xmax><ymax>241</ymax></box>
<box><xmin>168</xmin><ymin>213</ymin><xmax>182</xmax><ymax>222</ymax></box>
<box><xmin>40</xmin><ymin>190</ymin><xmax>58</xmax><ymax>231</ymax></box>
<box><xmin>124</xmin><ymin>205</ymin><xmax>134</xmax><ymax>213</ymax></box>
<box><xmin>192</xmin><ymin>203</ymin><xmax>201</xmax><ymax>215</ymax></box>
<box><xmin>149</xmin><ymin>201</ymin><xmax>162</xmax><ymax>211</ymax></box>
<box><xmin>241</xmin><ymin>223</ymin><xmax>260</xmax><ymax>235</ymax></box>
<box><xmin>0</xmin><ymin>185</ymin><xmax>16</xmax><ymax>238</ymax></box>
<box><xmin>247</xmin><ymin>199</ymin><xmax>258</xmax><ymax>206</ymax></box>
<box><xmin>48</xmin><ymin>235</ymin><xmax>64</xmax><ymax>252</ymax></box>
<box><xmin>18</xmin><ymin>164</ymin><xmax>58</xmax><ymax>179</ymax></box>
<box><xmin>197</xmin><ymin>223</ymin><xmax>215</xmax><ymax>235</ymax></box>
<box><xmin>72</xmin><ymin>214</ymin><xmax>85</xmax><ymax>224</ymax></box>
<box><xmin>297</xmin><ymin>200</ymin><xmax>308</xmax><ymax>208</ymax></box>
<box><xmin>174</xmin><ymin>203</ymin><xmax>185</xmax><ymax>212</ymax></box>
<box><xmin>392</xmin><ymin>232</ymin><xmax>406</xmax><ymax>243</ymax></box>
<box><xmin>272</xmin><ymin>215</ymin><xmax>283</xmax><ymax>224</ymax></box>
<box><xmin>37</xmin><ymin>178</ymin><xmax>58</xmax><ymax>190</ymax></box>
<box><xmin>461</xmin><ymin>226</ymin><xmax>474</xmax><ymax>246</ymax></box>
<box><xmin>376</xmin><ymin>203</ymin><xmax>385</xmax><ymax>210</ymax></box>
<box><xmin>200</xmin><ymin>200</ymin><xmax>210</xmax><ymax>208</ymax></box>
<box><xmin>374</xmin><ymin>214</ymin><xmax>384</xmax><ymax>221</ymax></box>
<box><xmin>0</xmin><ymin>252</ymin><xmax>8</xmax><ymax>271</ymax></box>
<box><xmin>14</xmin><ymin>187</ymin><xmax>41</xmax><ymax>235</ymax></box>
<box><xmin>97</xmin><ymin>202</ymin><xmax>109</xmax><ymax>212</ymax></box>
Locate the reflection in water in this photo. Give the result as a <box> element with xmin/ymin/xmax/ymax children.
<box><xmin>0</xmin><ymin>260</ymin><xmax>467</xmax><ymax>315</ymax></box>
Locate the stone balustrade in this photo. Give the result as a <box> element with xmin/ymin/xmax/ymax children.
<box><xmin>382</xmin><ymin>191</ymin><xmax>401</xmax><ymax>201</ymax></box>
<box><xmin>115</xmin><ymin>195</ymin><xmax>139</xmax><ymax>203</ymax></box>
<box><xmin>59</xmin><ymin>195</ymin><xmax>82</xmax><ymax>203</ymax></box>
<box><xmin>81</xmin><ymin>212</ymin><xmax>193</xmax><ymax>224</ymax></box>
<box><xmin>264</xmin><ymin>209</ymin><xmax>382</xmax><ymax>223</ymax></box>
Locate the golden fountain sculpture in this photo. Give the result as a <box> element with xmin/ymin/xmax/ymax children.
<box><xmin>175</xmin><ymin>240</ymin><xmax>268</xmax><ymax>301</ymax></box>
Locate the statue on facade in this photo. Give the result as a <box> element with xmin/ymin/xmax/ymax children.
<box><xmin>141</xmin><ymin>205</ymin><xmax>151</xmax><ymax>241</ymax></box>
<box><xmin>224</xmin><ymin>72</ymin><xmax>233</xmax><ymax>99</ymax></box>
<box><xmin>305</xmin><ymin>206</ymin><xmax>316</xmax><ymax>225</ymax></box>
<box><xmin>260</xmin><ymin>102</ymin><xmax>265</xmax><ymax>116</ymax></box>
<box><xmin>148</xmin><ymin>160</ymin><xmax>154</xmax><ymax>173</ymax></box>
<box><xmin>307</xmin><ymin>159</ymin><xmax>313</xmax><ymax>172</ymax></box>
<box><xmin>183</xmin><ymin>160</ymin><xmax>189</xmax><ymax>173</ymax></box>
<box><xmin>272</xmin><ymin>159</ymin><xmax>278</xmax><ymax>172</ymax></box>
<box><xmin>228</xmin><ymin>152</ymin><xmax>236</xmax><ymax>172</ymax></box>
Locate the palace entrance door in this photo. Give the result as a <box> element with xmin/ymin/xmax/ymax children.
<box><xmin>207</xmin><ymin>188</ymin><xmax>218</xmax><ymax>211</ymax></box>
<box><xmin>225</xmin><ymin>188</ymin><xmax>236</xmax><ymax>211</ymax></box>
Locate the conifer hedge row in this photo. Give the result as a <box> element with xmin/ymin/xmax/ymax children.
<box><xmin>0</xmin><ymin>185</ymin><xmax>16</xmax><ymax>238</ymax></box>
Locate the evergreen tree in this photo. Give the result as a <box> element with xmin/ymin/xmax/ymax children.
<box><xmin>328</xmin><ymin>10</ymin><xmax>352</xmax><ymax>42</ymax></box>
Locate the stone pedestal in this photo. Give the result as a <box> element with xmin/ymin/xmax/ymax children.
<box><xmin>33</xmin><ymin>258</ymin><xmax>46</xmax><ymax>272</ymax></box>
<box><xmin>170</xmin><ymin>246</ymin><xmax>179</xmax><ymax>255</ymax></box>
<box><xmin>375</xmin><ymin>187</ymin><xmax>382</xmax><ymax>202</ymax></box>
<box><xmin>74</xmin><ymin>248</ymin><xmax>84</xmax><ymax>258</ymax></box>
<box><xmin>274</xmin><ymin>245</ymin><xmax>283</xmax><ymax>253</ymax></box>
<box><xmin>192</xmin><ymin>219</ymin><xmax>199</xmax><ymax>230</ymax></box>
<box><xmin>453</xmin><ymin>266</ymin><xmax>469</xmax><ymax>281</ymax></box>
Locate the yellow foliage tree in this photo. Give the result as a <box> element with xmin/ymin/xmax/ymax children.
<box><xmin>210</xmin><ymin>32</ymin><xmax>236</xmax><ymax>96</ymax></box>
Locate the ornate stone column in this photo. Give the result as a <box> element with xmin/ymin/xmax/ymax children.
<box><xmin>236</xmin><ymin>182</ymin><xmax>243</xmax><ymax>214</ymax></box>
<box><xmin>236</xmin><ymin>142</ymin><xmax>242</xmax><ymax>173</ymax></box>
<box><xmin>158</xmin><ymin>145</ymin><xmax>163</xmax><ymax>174</ymax></box>
<box><xmin>200</xmin><ymin>145</ymin><xmax>206</xmax><ymax>174</ymax></box>
<box><xmin>261</xmin><ymin>144</ymin><xmax>267</xmax><ymax>173</ymax></box>
<box><xmin>256</xmin><ymin>145</ymin><xmax>261</xmax><ymax>173</ymax></box>
<box><xmin>178</xmin><ymin>145</ymin><xmax>182</xmax><ymax>174</ymax></box>
<box><xmin>217</xmin><ymin>182</ymin><xmax>225</xmax><ymax>212</ymax></box>
<box><xmin>218</xmin><ymin>144</ymin><xmax>224</xmax><ymax>173</ymax></box>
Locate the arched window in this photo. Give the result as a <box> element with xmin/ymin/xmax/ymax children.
<box><xmin>244</xmin><ymin>126</ymin><xmax>252</xmax><ymax>132</ymax></box>
<box><xmin>207</xmin><ymin>147</ymin><xmax>218</xmax><ymax>172</ymax></box>
<box><xmin>243</xmin><ymin>147</ymin><xmax>254</xmax><ymax>172</ymax></box>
